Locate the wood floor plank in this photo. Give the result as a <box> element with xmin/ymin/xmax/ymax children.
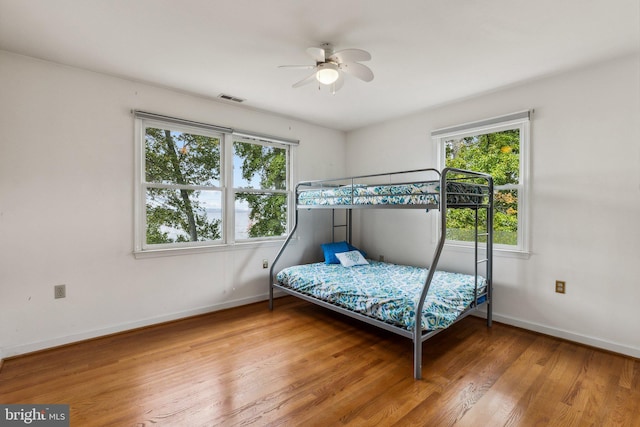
<box><xmin>1</xmin><ymin>296</ymin><xmax>638</xmax><ymax>426</ymax></box>
<box><xmin>455</xmin><ymin>336</ymin><xmax>550</xmax><ymax>426</ymax></box>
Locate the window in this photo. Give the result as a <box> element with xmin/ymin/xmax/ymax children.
<box><xmin>134</xmin><ymin>112</ymin><xmax>295</xmax><ymax>255</ymax></box>
<box><xmin>233</xmin><ymin>139</ymin><xmax>289</xmax><ymax>240</ymax></box>
<box><xmin>433</xmin><ymin>111</ymin><xmax>530</xmax><ymax>254</ymax></box>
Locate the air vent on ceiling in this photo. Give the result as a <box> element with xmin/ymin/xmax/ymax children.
<box><xmin>217</xmin><ymin>93</ymin><xmax>245</xmax><ymax>103</ymax></box>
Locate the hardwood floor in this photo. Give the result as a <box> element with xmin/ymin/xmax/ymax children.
<box><xmin>1</xmin><ymin>296</ymin><xmax>639</xmax><ymax>426</ymax></box>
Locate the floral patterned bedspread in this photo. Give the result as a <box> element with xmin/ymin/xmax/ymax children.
<box><xmin>297</xmin><ymin>182</ymin><xmax>485</xmax><ymax>207</ymax></box>
<box><xmin>276</xmin><ymin>261</ymin><xmax>486</xmax><ymax>331</ymax></box>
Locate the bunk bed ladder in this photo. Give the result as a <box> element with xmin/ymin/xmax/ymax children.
<box><xmin>485</xmin><ymin>188</ymin><xmax>494</xmax><ymax>327</ymax></box>
<box><xmin>474</xmin><ymin>204</ymin><xmax>493</xmax><ymax>327</ymax></box>
<box><xmin>332</xmin><ymin>208</ymin><xmax>352</xmax><ymax>243</ymax></box>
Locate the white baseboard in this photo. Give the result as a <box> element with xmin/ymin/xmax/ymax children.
<box><xmin>3</xmin><ymin>293</ymin><xmax>281</xmax><ymax>359</ymax></box>
<box><xmin>474</xmin><ymin>311</ymin><xmax>640</xmax><ymax>359</ymax></box>
<box><xmin>6</xmin><ymin>296</ymin><xmax>638</xmax><ymax>362</ymax></box>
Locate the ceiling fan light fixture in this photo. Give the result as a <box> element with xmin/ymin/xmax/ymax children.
<box><xmin>281</xmin><ymin>45</ymin><xmax>373</xmax><ymax>92</ymax></box>
<box><xmin>315</xmin><ymin>63</ymin><xmax>339</xmax><ymax>85</ymax></box>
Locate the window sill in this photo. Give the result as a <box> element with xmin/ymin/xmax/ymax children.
<box><xmin>444</xmin><ymin>242</ymin><xmax>530</xmax><ymax>260</ymax></box>
<box><xmin>133</xmin><ymin>238</ymin><xmax>295</xmax><ymax>259</ymax></box>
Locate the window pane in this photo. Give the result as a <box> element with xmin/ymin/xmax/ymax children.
<box><xmin>444</xmin><ymin>127</ymin><xmax>521</xmax><ymax>247</ymax></box>
<box><xmin>233</xmin><ymin>141</ymin><xmax>287</xmax><ymax>190</ymax></box>
<box><xmin>493</xmin><ymin>189</ymin><xmax>518</xmax><ymax>245</ymax></box>
<box><xmin>234</xmin><ymin>192</ymin><xmax>287</xmax><ymax>239</ymax></box>
<box><xmin>445</xmin><ymin>189</ymin><xmax>518</xmax><ymax>245</ymax></box>
<box><xmin>445</xmin><ymin>208</ymin><xmax>488</xmax><ymax>243</ymax></box>
<box><xmin>146</xmin><ymin>188</ymin><xmax>222</xmax><ymax>244</ymax></box>
<box><xmin>445</xmin><ymin>129</ymin><xmax>520</xmax><ymax>186</ymax></box>
<box><xmin>145</xmin><ymin>127</ymin><xmax>220</xmax><ymax>186</ymax></box>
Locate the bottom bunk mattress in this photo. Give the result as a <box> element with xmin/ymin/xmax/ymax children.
<box><xmin>276</xmin><ymin>260</ymin><xmax>486</xmax><ymax>332</ymax></box>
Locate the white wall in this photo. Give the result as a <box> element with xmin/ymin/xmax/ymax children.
<box><xmin>2</xmin><ymin>50</ymin><xmax>638</xmax><ymax>361</ymax></box>
<box><xmin>0</xmin><ymin>51</ymin><xmax>346</xmax><ymax>358</ymax></box>
<box><xmin>346</xmin><ymin>54</ymin><xmax>640</xmax><ymax>357</ymax></box>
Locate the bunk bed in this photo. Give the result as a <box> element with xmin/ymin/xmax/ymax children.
<box><xmin>269</xmin><ymin>168</ymin><xmax>494</xmax><ymax>379</ymax></box>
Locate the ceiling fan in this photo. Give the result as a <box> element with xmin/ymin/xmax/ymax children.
<box><xmin>279</xmin><ymin>43</ymin><xmax>374</xmax><ymax>94</ymax></box>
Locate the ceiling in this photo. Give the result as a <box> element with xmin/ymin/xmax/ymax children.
<box><xmin>1</xmin><ymin>0</ymin><xmax>638</xmax><ymax>131</ymax></box>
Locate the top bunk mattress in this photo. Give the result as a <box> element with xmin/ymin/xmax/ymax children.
<box><xmin>296</xmin><ymin>181</ymin><xmax>486</xmax><ymax>208</ymax></box>
<box><xmin>276</xmin><ymin>260</ymin><xmax>486</xmax><ymax>332</ymax></box>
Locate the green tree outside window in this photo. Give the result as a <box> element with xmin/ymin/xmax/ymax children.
<box><xmin>143</xmin><ymin>127</ymin><xmax>289</xmax><ymax>246</ymax></box>
<box><xmin>234</xmin><ymin>141</ymin><xmax>288</xmax><ymax>239</ymax></box>
<box><xmin>145</xmin><ymin>127</ymin><xmax>222</xmax><ymax>244</ymax></box>
<box><xmin>444</xmin><ymin>129</ymin><xmax>520</xmax><ymax>245</ymax></box>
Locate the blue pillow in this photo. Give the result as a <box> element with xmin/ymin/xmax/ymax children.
<box><xmin>321</xmin><ymin>241</ymin><xmax>350</xmax><ymax>264</ymax></box>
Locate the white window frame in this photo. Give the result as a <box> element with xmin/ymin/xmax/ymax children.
<box><xmin>133</xmin><ymin>112</ymin><xmax>295</xmax><ymax>258</ymax></box>
<box><xmin>433</xmin><ymin>112</ymin><xmax>530</xmax><ymax>257</ymax></box>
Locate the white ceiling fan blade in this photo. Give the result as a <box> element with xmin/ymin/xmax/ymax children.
<box><xmin>306</xmin><ymin>47</ymin><xmax>326</xmax><ymax>62</ymax></box>
<box><xmin>329</xmin><ymin>48</ymin><xmax>371</xmax><ymax>63</ymax></box>
<box><xmin>278</xmin><ymin>64</ymin><xmax>315</xmax><ymax>69</ymax></box>
<box><xmin>292</xmin><ymin>70</ymin><xmax>318</xmax><ymax>88</ymax></box>
<box><xmin>339</xmin><ymin>62</ymin><xmax>374</xmax><ymax>82</ymax></box>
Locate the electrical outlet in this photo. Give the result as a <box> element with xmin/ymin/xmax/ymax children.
<box><xmin>555</xmin><ymin>280</ymin><xmax>566</xmax><ymax>294</ymax></box>
<box><xmin>54</xmin><ymin>284</ymin><xmax>66</xmax><ymax>299</ymax></box>
<box><xmin>262</xmin><ymin>259</ymin><xmax>269</xmax><ymax>269</ymax></box>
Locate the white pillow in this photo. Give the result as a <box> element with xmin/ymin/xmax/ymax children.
<box><xmin>335</xmin><ymin>250</ymin><xmax>369</xmax><ymax>267</ymax></box>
